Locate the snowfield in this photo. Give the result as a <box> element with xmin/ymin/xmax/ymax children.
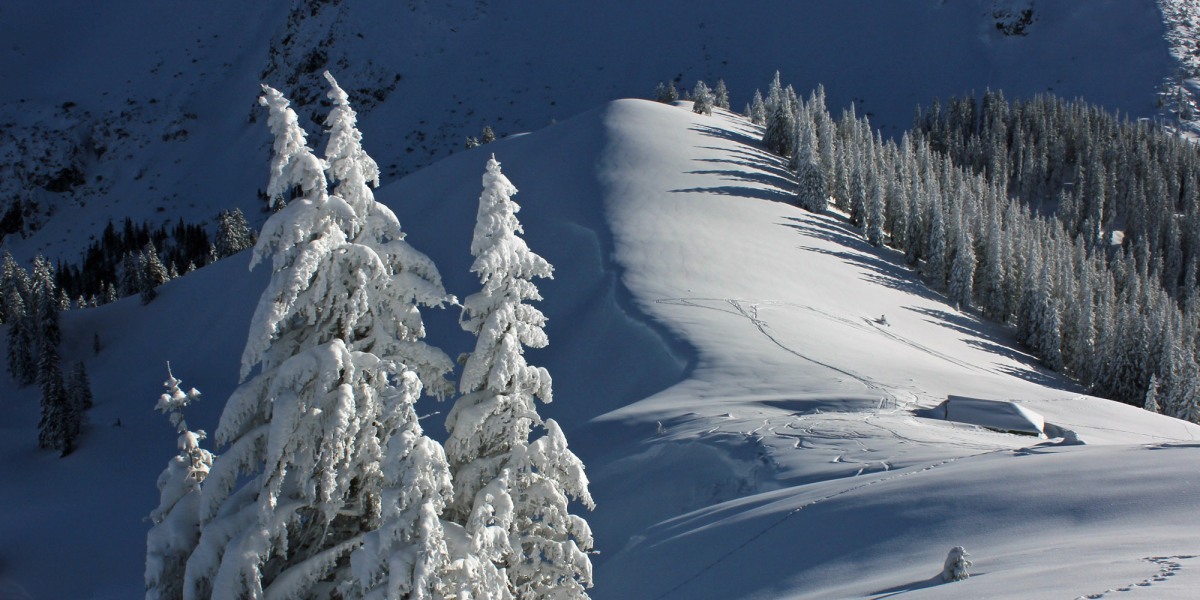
<box><xmin>3</xmin><ymin>0</ymin><xmax>1200</xmax><ymax>596</ymax></box>
<box><xmin>3</xmin><ymin>97</ymin><xmax>1199</xmax><ymax>599</ymax></box>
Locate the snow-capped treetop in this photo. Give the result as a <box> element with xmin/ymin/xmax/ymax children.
<box><xmin>242</xmin><ymin>84</ymin><xmax>355</xmax><ymax>378</ymax></box>
<box><xmin>242</xmin><ymin>81</ymin><xmax>453</xmax><ymax>396</ymax></box>
<box><xmin>257</xmin><ymin>85</ymin><xmax>333</xmax><ymax>221</ymax></box>
<box><xmin>320</xmin><ymin>71</ymin><xmax>455</xmax><ymax>397</ymax></box>
<box><xmin>466</xmin><ymin>156</ymin><xmax>552</xmax><ymax>305</ymax></box>
<box><xmin>155</xmin><ymin>363</ymin><xmax>202</xmax><ymax>435</ymax></box>
<box><xmin>146</xmin><ymin>367</ymin><xmax>213</xmax><ymax>600</ymax></box>
<box><xmin>322</xmin><ymin>70</ymin><xmax>380</xmax><ymax>237</ymax></box>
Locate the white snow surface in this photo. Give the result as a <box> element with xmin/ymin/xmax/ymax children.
<box><xmin>3</xmin><ymin>97</ymin><xmax>1200</xmax><ymax>599</ymax></box>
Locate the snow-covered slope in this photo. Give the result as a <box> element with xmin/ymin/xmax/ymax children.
<box><xmin>3</xmin><ymin>98</ymin><xmax>1199</xmax><ymax>599</ymax></box>
<box><xmin>0</xmin><ymin>0</ymin><xmax>1181</xmax><ymax>263</ymax></box>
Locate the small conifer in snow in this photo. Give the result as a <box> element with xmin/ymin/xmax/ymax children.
<box><xmin>793</xmin><ymin>114</ymin><xmax>827</xmax><ymax>212</ymax></box>
<box><xmin>146</xmin><ymin>366</ymin><xmax>213</xmax><ymax>600</ymax></box>
<box><xmin>67</xmin><ymin>361</ymin><xmax>94</xmax><ymax>410</ymax></box>
<box><xmin>942</xmin><ymin>546</ymin><xmax>971</xmax><ymax>582</ymax></box>
<box><xmin>692</xmin><ymin>81</ymin><xmax>713</xmax><ymax>116</ymax></box>
<box><xmin>214</xmin><ymin>208</ymin><xmax>256</xmax><ymax>258</ymax></box>
<box><xmin>1144</xmin><ymin>374</ymin><xmax>1161</xmax><ymax>413</ymax></box>
<box><xmin>749</xmin><ymin>90</ymin><xmax>767</xmax><ymax>125</ymax></box>
<box><xmin>654</xmin><ymin>81</ymin><xmax>679</xmax><ymax>103</ymax></box>
<box><xmin>5</xmin><ymin>287</ymin><xmax>35</xmax><ymax>386</ymax></box>
<box><xmin>713</xmin><ymin>79</ymin><xmax>730</xmax><ymax>110</ymax></box>
<box><xmin>763</xmin><ymin>98</ymin><xmax>796</xmax><ymax>157</ymax></box>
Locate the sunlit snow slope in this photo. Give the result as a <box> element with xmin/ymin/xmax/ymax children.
<box><xmin>3</xmin><ymin>98</ymin><xmax>1199</xmax><ymax>599</ymax></box>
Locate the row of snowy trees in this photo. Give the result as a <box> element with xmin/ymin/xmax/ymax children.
<box><xmin>744</xmin><ymin>72</ymin><xmax>1200</xmax><ymax>423</ymax></box>
<box><xmin>654</xmin><ymin>78</ymin><xmax>730</xmax><ymax>115</ymax></box>
<box><xmin>146</xmin><ymin>72</ymin><xmax>593</xmax><ymax>599</ymax></box>
<box><xmin>3</xmin><ymin>253</ymin><xmax>94</xmax><ymax>455</ymax></box>
<box><xmin>0</xmin><ymin>210</ymin><xmax>255</xmax><ymax>315</ymax></box>
<box><xmin>914</xmin><ymin>92</ymin><xmax>1200</xmax><ymax>311</ymax></box>
<box><xmin>53</xmin><ymin>211</ymin><xmax>253</xmax><ymax>309</ymax></box>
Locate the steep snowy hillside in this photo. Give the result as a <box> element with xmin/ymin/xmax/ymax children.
<box><xmin>0</xmin><ymin>0</ymin><xmax>1181</xmax><ymax>265</ymax></box>
<box><xmin>3</xmin><ymin>98</ymin><xmax>1198</xmax><ymax>599</ymax></box>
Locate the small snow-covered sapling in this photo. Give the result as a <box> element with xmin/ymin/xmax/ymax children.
<box><xmin>942</xmin><ymin>546</ymin><xmax>971</xmax><ymax>582</ymax></box>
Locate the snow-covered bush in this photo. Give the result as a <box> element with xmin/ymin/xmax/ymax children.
<box><xmin>942</xmin><ymin>546</ymin><xmax>971</xmax><ymax>582</ymax></box>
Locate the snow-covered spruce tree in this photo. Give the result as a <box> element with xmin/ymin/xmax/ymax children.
<box><xmin>749</xmin><ymin>90</ymin><xmax>767</xmax><ymax>125</ymax></box>
<box><xmin>186</xmin><ymin>77</ymin><xmax>455</xmax><ymax>599</ymax></box>
<box><xmin>713</xmin><ymin>79</ymin><xmax>730</xmax><ymax>110</ymax></box>
<box><xmin>32</xmin><ymin>255</ymin><xmax>77</xmax><ymax>456</ymax></box>
<box><xmin>948</xmin><ymin>229</ymin><xmax>975</xmax><ymax>309</ymax></box>
<box><xmin>36</xmin><ymin>350</ymin><xmax>76</xmax><ymax>456</ymax></box>
<box><xmin>1144</xmin><ymin>373</ymin><xmax>1161</xmax><ymax>413</ymax></box>
<box><xmin>319</xmin><ymin>71</ymin><xmax>455</xmax><ymax>400</ymax></box>
<box><xmin>793</xmin><ymin>112</ymin><xmax>827</xmax><ymax>213</ymax></box>
<box><xmin>659</xmin><ymin>81</ymin><xmax>679</xmax><ymax>104</ymax></box>
<box><xmin>147</xmin><ymin>367</ymin><xmax>214</xmax><ymax>600</ymax></box>
<box><xmin>142</xmin><ymin>243</ymin><xmax>169</xmax><ymax>305</ymax></box>
<box><xmin>215</xmin><ymin>208</ymin><xmax>256</xmax><ymax>258</ymax></box>
<box><xmin>67</xmin><ymin>361</ymin><xmax>94</xmax><ymax>410</ymax></box>
<box><xmin>322</xmin><ymin>70</ymin><xmax>462</xmax><ymax>598</ymax></box>
<box><xmin>446</xmin><ymin>155</ymin><xmax>595</xmax><ymax>598</ymax></box>
<box><xmin>763</xmin><ymin>96</ymin><xmax>795</xmax><ymax>158</ymax></box>
<box><xmin>692</xmin><ymin>81</ymin><xmax>713</xmax><ymax>116</ymax></box>
<box><xmin>866</xmin><ymin>171</ymin><xmax>886</xmax><ymax>247</ymax></box>
<box><xmin>4</xmin><ymin>264</ymin><xmax>35</xmax><ymax>386</ymax></box>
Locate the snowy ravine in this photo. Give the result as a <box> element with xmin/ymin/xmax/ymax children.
<box><xmin>3</xmin><ymin>97</ymin><xmax>1200</xmax><ymax>599</ymax></box>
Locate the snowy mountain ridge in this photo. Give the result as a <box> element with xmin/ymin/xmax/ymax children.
<box><xmin>0</xmin><ymin>0</ymin><xmax>1188</xmax><ymax>264</ymax></box>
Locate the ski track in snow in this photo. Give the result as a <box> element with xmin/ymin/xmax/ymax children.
<box><xmin>653</xmin><ymin>448</ymin><xmax>1008</xmax><ymax>599</ymax></box>
<box><xmin>1074</xmin><ymin>555</ymin><xmax>1198</xmax><ymax>599</ymax></box>
<box><xmin>655</xmin><ymin>297</ymin><xmax>899</xmax><ymax>404</ymax></box>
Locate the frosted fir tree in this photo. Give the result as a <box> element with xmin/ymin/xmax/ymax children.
<box><xmin>764</xmin><ymin>70</ymin><xmax>784</xmax><ymax>115</ymax></box>
<box><xmin>866</xmin><ymin>173</ymin><xmax>886</xmax><ymax>246</ymax></box>
<box><xmin>446</xmin><ymin>155</ymin><xmax>595</xmax><ymax>598</ymax></box>
<box><xmin>186</xmin><ymin>79</ymin><xmax>455</xmax><ymax>599</ymax></box>
<box><xmin>749</xmin><ymin>90</ymin><xmax>767</xmax><ymax>125</ymax></box>
<box><xmin>1144</xmin><ymin>373</ymin><xmax>1161</xmax><ymax>413</ymax></box>
<box><xmin>793</xmin><ymin>112</ymin><xmax>827</xmax><ymax>212</ymax></box>
<box><xmin>146</xmin><ymin>366</ymin><xmax>213</xmax><ymax>600</ymax></box>
<box><xmin>713</xmin><ymin>79</ymin><xmax>730</xmax><ymax>110</ymax></box>
<box><xmin>214</xmin><ymin>208</ymin><xmax>256</xmax><ymax>258</ymax></box>
<box><xmin>948</xmin><ymin>229</ymin><xmax>976</xmax><ymax>309</ymax></box>
<box><xmin>67</xmin><ymin>361</ymin><xmax>94</xmax><ymax>410</ymax></box>
<box><xmin>320</xmin><ymin>70</ymin><xmax>455</xmax><ymax>399</ymax></box>
<box><xmin>763</xmin><ymin>98</ymin><xmax>795</xmax><ymax>158</ymax></box>
<box><xmin>36</xmin><ymin>348</ymin><xmax>75</xmax><ymax>456</ymax></box>
<box><xmin>654</xmin><ymin>81</ymin><xmax>679</xmax><ymax>104</ymax></box>
<box><xmin>942</xmin><ymin>546</ymin><xmax>971</xmax><ymax>582</ymax></box>
<box><xmin>5</xmin><ymin>287</ymin><xmax>35</xmax><ymax>386</ymax></box>
<box><xmin>33</xmin><ymin>255</ymin><xmax>77</xmax><ymax>456</ymax></box>
<box><xmin>346</xmin><ymin>370</ymin><xmax>461</xmax><ymax>600</ymax></box>
<box><xmin>141</xmin><ymin>243</ymin><xmax>169</xmax><ymax>305</ymax></box>
<box><xmin>692</xmin><ymin>81</ymin><xmax>713</xmax><ymax>116</ymax></box>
